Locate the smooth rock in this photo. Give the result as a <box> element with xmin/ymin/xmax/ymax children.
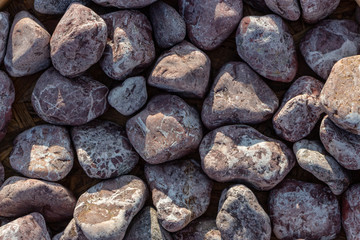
<box><xmin>52</xmin><ymin>219</ymin><xmax>88</xmax><ymax>240</ymax></box>
<box><xmin>264</xmin><ymin>0</ymin><xmax>300</xmax><ymax>21</ymax></box>
<box><xmin>92</xmin><ymin>0</ymin><xmax>157</xmax><ymax>8</ymax></box>
<box><xmin>34</xmin><ymin>0</ymin><xmax>91</xmax><ymax>14</ymax></box>
<box><xmin>0</xmin><ymin>12</ymin><xmax>9</xmax><ymax>63</ymax></box>
<box><xmin>0</xmin><ymin>71</ymin><xmax>14</xmax><ymax>142</ymax></box>
<box><xmin>343</xmin><ymin>184</ymin><xmax>360</xmax><ymax>240</ymax></box>
<box><xmin>173</xmin><ymin>218</ymin><xmax>221</xmax><ymax>240</ymax></box>
<box><xmin>300</xmin><ymin>0</ymin><xmax>340</xmax><ymax>23</ymax></box>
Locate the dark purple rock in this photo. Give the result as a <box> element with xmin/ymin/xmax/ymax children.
<box><xmin>343</xmin><ymin>184</ymin><xmax>360</xmax><ymax>240</ymax></box>
<box><xmin>52</xmin><ymin>219</ymin><xmax>88</xmax><ymax>240</ymax></box>
<box><xmin>0</xmin><ymin>12</ymin><xmax>9</xmax><ymax>64</ymax></box>
<box><xmin>300</xmin><ymin>0</ymin><xmax>340</xmax><ymax>23</ymax></box>
<box><xmin>34</xmin><ymin>0</ymin><xmax>91</xmax><ymax>14</ymax></box>
<box><xmin>172</xmin><ymin>218</ymin><xmax>221</xmax><ymax>240</ymax></box>
<box><xmin>0</xmin><ymin>71</ymin><xmax>14</xmax><ymax>142</ymax></box>
<box><xmin>92</xmin><ymin>0</ymin><xmax>157</xmax><ymax>8</ymax></box>
<box><xmin>265</xmin><ymin>0</ymin><xmax>300</xmax><ymax>21</ymax></box>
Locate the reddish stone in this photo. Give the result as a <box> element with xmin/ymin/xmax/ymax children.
<box><xmin>300</xmin><ymin>0</ymin><xmax>340</xmax><ymax>23</ymax></box>
<box><xmin>0</xmin><ymin>71</ymin><xmax>14</xmax><ymax>142</ymax></box>
<box><xmin>0</xmin><ymin>12</ymin><xmax>9</xmax><ymax>63</ymax></box>
<box><xmin>173</xmin><ymin>218</ymin><xmax>221</xmax><ymax>240</ymax></box>
<box><xmin>265</xmin><ymin>0</ymin><xmax>300</xmax><ymax>21</ymax></box>
<box><xmin>342</xmin><ymin>184</ymin><xmax>360</xmax><ymax>240</ymax></box>
<box><xmin>34</xmin><ymin>0</ymin><xmax>91</xmax><ymax>14</ymax></box>
<box><xmin>92</xmin><ymin>0</ymin><xmax>157</xmax><ymax>8</ymax></box>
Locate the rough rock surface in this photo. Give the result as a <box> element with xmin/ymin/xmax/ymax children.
<box><xmin>179</xmin><ymin>0</ymin><xmax>243</xmax><ymax>51</ymax></box>
<box><xmin>173</xmin><ymin>218</ymin><xmax>221</xmax><ymax>240</ymax></box>
<box><xmin>0</xmin><ymin>12</ymin><xmax>9</xmax><ymax>64</ymax></box>
<box><xmin>300</xmin><ymin>0</ymin><xmax>340</xmax><ymax>23</ymax></box>
<box><xmin>52</xmin><ymin>219</ymin><xmax>88</xmax><ymax>240</ymax></box>
<box><xmin>148</xmin><ymin>41</ymin><xmax>211</xmax><ymax>98</ymax></box>
<box><xmin>264</xmin><ymin>0</ymin><xmax>300</xmax><ymax>21</ymax></box>
<box><xmin>74</xmin><ymin>175</ymin><xmax>148</xmax><ymax>240</ymax></box>
<box><xmin>145</xmin><ymin>159</ymin><xmax>212</xmax><ymax>232</ymax></box>
<box><xmin>342</xmin><ymin>184</ymin><xmax>360</xmax><ymax>240</ymax></box>
<box><xmin>92</xmin><ymin>0</ymin><xmax>157</xmax><ymax>8</ymax></box>
<box><xmin>269</xmin><ymin>179</ymin><xmax>341</xmax><ymax>240</ymax></box>
<box><xmin>236</xmin><ymin>14</ymin><xmax>297</xmax><ymax>82</ymax></box>
<box><xmin>50</xmin><ymin>3</ymin><xmax>107</xmax><ymax>77</ymax></box>
<box><xmin>199</xmin><ymin>124</ymin><xmax>295</xmax><ymax>190</ymax></box>
<box><xmin>34</xmin><ymin>0</ymin><xmax>91</xmax><ymax>14</ymax></box>
<box><xmin>126</xmin><ymin>94</ymin><xmax>203</xmax><ymax>164</ymax></box>
<box><xmin>100</xmin><ymin>10</ymin><xmax>155</xmax><ymax>81</ymax></box>
<box><xmin>201</xmin><ymin>62</ymin><xmax>278</xmax><ymax>129</ymax></box>
<box><xmin>0</xmin><ymin>71</ymin><xmax>14</xmax><ymax>142</ymax></box>
<box><xmin>31</xmin><ymin>68</ymin><xmax>108</xmax><ymax>126</ymax></box>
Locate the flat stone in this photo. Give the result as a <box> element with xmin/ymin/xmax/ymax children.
<box><xmin>50</xmin><ymin>3</ymin><xmax>107</xmax><ymax>77</ymax></box>
<box><xmin>34</xmin><ymin>0</ymin><xmax>91</xmax><ymax>14</ymax></box>
<box><xmin>199</xmin><ymin>124</ymin><xmax>295</xmax><ymax>190</ymax></box>
<box><xmin>0</xmin><ymin>12</ymin><xmax>9</xmax><ymax>63</ymax></box>
<box><xmin>173</xmin><ymin>218</ymin><xmax>221</xmax><ymax>240</ymax></box>
<box><xmin>145</xmin><ymin>159</ymin><xmax>212</xmax><ymax>232</ymax></box>
<box><xmin>0</xmin><ymin>71</ymin><xmax>14</xmax><ymax>143</ymax></box>
<box><xmin>300</xmin><ymin>0</ymin><xmax>340</xmax><ymax>23</ymax></box>
<box><xmin>126</xmin><ymin>94</ymin><xmax>203</xmax><ymax>164</ymax></box>
<box><xmin>31</xmin><ymin>68</ymin><xmax>108</xmax><ymax>126</ymax></box>
<box><xmin>343</xmin><ymin>184</ymin><xmax>360</xmax><ymax>240</ymax></box>
<box><xmin>265</xmin><ymin>0</ymin><xmax>300</xmax><ymax>21</ymax></box>
<box><xmin>201</xmin><ymin>62</ymin><xmax>279</xmax><ymax>130</ymax></box>
<box><xmin>10</xmin><ymin>124</ymin><xmax>74</xmax><ymax>181</ymax></box>
<box><xmin>52</xmin><ymin>219</ymin><xmax>88</xmax><ymax>240</ymax></box>
<box><xmin>236</xmin><ymin>14</ymin><xmax>297</xmax><ymax>82</ymax></box>
<box><xmin>148</xmin><ymin>41</ymin><xmax>211</xmax><ymax>98</ymax></box>
<box><xmin>92</xmin><ymin>0</ymin><xmax>157</xmax><ymax>8</ymax></box>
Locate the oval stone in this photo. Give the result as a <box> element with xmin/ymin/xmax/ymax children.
<box><xmin>92</xmin><ymin>0</ymin><xmax>157</xmax><ymax>8</ymax></box>
<box><xmin>34</xmin><ymin>0</ymin><xmax>91</xmax><ymax>14</ymax></box>
<box><xmin>0</xmin><ymin>71</ymin><xmax>14</xmax><ymax>142</ymax></box>
<box><xmin>343</xmin><ymin>184</ymin><xmax>360</xmax><ymax>240</ymax></box>
<box><xmin>0</xmin><ymin>12</ymin><xmax>9</xmax><ymax>63</ymax></box>
<box><xmin>265</xmin><ymin>0</ymin><xmax>300</xmax><ymax>21</ymax></box>
<box><xmin>173</xmin><ymin>218</ymin><xmax>221</xmax><ymax>240</ymax></box>
<box><xmin>300</xmin><ymin>0</ymin><xmax>340</xmax><ymax>23</ymax></box>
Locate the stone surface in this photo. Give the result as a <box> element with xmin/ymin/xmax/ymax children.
<box><xmin>264</xmin><ymin>0</ymin><xmax>300</xmax><ymax>21</ymax></box>
<box><xmin>201</xmin><ymin>62</ymin><xmax>278</xmax><ymax>129</ymax></box>
<box><xmin>272</xmin><ymin>76</ymin><xmax>323</xmax><ymax>142</ymax></box>
<box><xmin>173</xmin><ymin>218</ymin><xmax>221</xmax><ymax>240</ymax></box>
<box><xmin>100</xmin><ymin>10</ymin><xmax>155</xmax><ymax>81</ymax></box>
<box><xmin>145</xmin><ymin>159</ymin><xmax>212</xmax><ymax>232</ymax></box>
<box><xmin>31</xmin><ymin>68</ymin><xmax>108</xmax><ymax>126</ymax></box>
<box><xmin>52</xmin><ymin>219</ymin><xmax>88</xmax><ymax>240</ymax></box>
<box><xmin>50</xmin><ymin>3</ymin><xmax>107</xmax><ymax>77</ymax></box>
<box><xmin>74</xmin><ymin>175</ymin><xmax>148</xmax><ymax>240</ymax></box>
<box><xmin>300</xmin><ymin>0</ymin><xmax>340</xmax><ymax>23</ymax></box>
<box><xmin>236</xmin><ymin>14</ymin><xmax>297</xmax><ymax>82</ymax></box>
<box><xmin>126</xmin><ymin>94</ymin><xmax>202</xmax><ymax>164</ymax></box>
<box><xmin>108</xmin><ymin>76</ymin><xmax>147</xmax><ymax>116</ymax></box>
<box><xmin>342</xmin><ymin>184</ymin><xmax>360</xmax><ymax>240</ymax></box>
<box><xmin>0</xmin><ymin>12</ymin><xmax>9</xmax><ymax>64</ymax></box>
<box><xmin>34</xmin><ymin>0</ymin><xmax>91</xmax><ymax>14</ymax></box>
<box><xmin>217</xmin><ymin>185</ymin><xmax>271</xmax><ymax>240</ymax></box>
<box><xmin>71</xmin><ymin>120</ymin><xmax>139</xmax><ymax>179</ymax></box>
<box><xmin>300</xmin><ymin>19</ymin><xmax>360</xmax><ymax>80</ymax></box>
<box><xmin>4</xmin><ymin>11</ymin><xmax>50</xmax><ymax>77</ymax></box>
<box><xmin>269</xmin><ymin>179</ymin><xmax>341</xmax><ymax>240</ymax></box>
<box><xmin>0</xmin><ymin>71</ymin><xmax>14</xmax><ymax>143</ymax></box>
<box><xmin>92</xmin><ymin>0</ymin><xmax>157</xmax><ymax>8</ymax></box>
<box><xmin>179</xmin><ymin>0</ymin><xmax>243</xmax><ymax>51</ymax></box>
<box><xmin>9</xmin><ymin>124</ymin><xmax>74</xmax><ymax>181</ymax></box>
<box><xmin>148</xmin><ymin>41</ymin><xmax>211</xmax><ymax>98</ymax></box>
<box><xmin>0</xmin><ymin>176</ymin><xmax>76</xmax><ymax>222</ymax></box>
<box><xmin>199</xmin><ymin>124</ymin><xmax>295</xmax><ymax>190</ymax></box>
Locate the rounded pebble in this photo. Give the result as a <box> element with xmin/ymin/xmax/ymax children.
<box><xmin>0</xmin><ymin>70</ymin><xmax>14</xmax><ymax>142</ymax></box>
<box><xmin>0</xmin><ymin>12</ymin><xmax>9</xmax><ymax>63</ymax></box>
<box><xmin>92</xmin><ymin>0</ymin><xmax>157</xmax><ymax>8</ymax></box>
<box><xmin>300</xmin><ymin>0</ymin><xmax>340</xmax><ymax>23</ymax></box>
<box><xmin>342</xmin><ymin>184</ymin><xmax>360</xmax><ymax>240</ymax></box>
<box><xmin>265</xmin><ymin>0</ymin><xmax>300</xmax><ymax>21</ymax></box>
<box><xmin>173</xmin><ymin>218</ymin><xmax>221</xmax><ymax>240</ymax></box>
<box><xmin>34</xmin><ymin>0</ymin><xmax>91</xmax><ymax>14</ymax></box>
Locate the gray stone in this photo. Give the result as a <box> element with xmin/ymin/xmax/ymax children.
<box><xmin>300</xmin><ymin>0</ymin><xmax>340</xmax><ymax>23</ymax></box>
<box><xmin>173</xmin><ymin>218</ymin><xmax>221</xmax><ymax>240</ymax></box>
<box><xmin>92</xmin><ymin>0</ymin><xmax>157</xmax><ymax>9</ymax></box>
<box><xmin>343</xmin><ymin>184</ymin><xmax>360</xmax><ymax>240</ymax></box>
<box><xmin>265</xmin><ymin>0</ymin><xmax>300</xmax><ymax>21</ymax></box>
<box><xmin>34</xmin><ymin>0</ymin><xmax>91</xmax><ymax>14</ymax></box>
<box><xmin>0</xmin><ymin>71</ymin><xmax>14</xmax><ymax>143</ymax></box>
<box><xmin>0</xmin><ymin>12</ymin><xmax>9</xmax><ymax>64</ymax></box>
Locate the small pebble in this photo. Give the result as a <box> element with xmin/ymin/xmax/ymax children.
<box><xmin>342</xmin><ymin>184</ymin><xmax>360</xmax><ymax>240</ymax></box>
<box><xmin>92</xmin><ymin>0</ymin><xmax>157</xmax><ymax>9</ymax></box>
<box><xmin>300</xmin><ymin>0</ymin><xmax>340</xmax><ymax>23</ymax></box>
<box><xmin>0</xmin><ymin>71</ymin><xmax>14</xmax><ymax>142</ymax></box>
<box><xmin>265</xmin><ymin>0</ymin><xmax>300</xmax><ymax>21</ymax></box>
<box><xmin>0</xmin><ymin>12</ymin><xmax>9</xmax><ymax>63</ymax></box>
<box><xmin>173</xmin><ymin>218</ymin><xmax>221</xmax><ymax>240</ymax></box>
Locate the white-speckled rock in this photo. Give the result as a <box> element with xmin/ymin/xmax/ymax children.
<box><xmin>173</xmin><ymin>218</ymin><xmax>221</xmax><ymax>240</ymax></box>
<box><xmin>0</xmin><ymin>71</ymin><xmax>14</xmax><ymax>143</ymax></box>
<box><xmin>265</xmin><ymin>0</ymin><xmax>300</xmax><ymax>21</ymax></box>
<box><xmin>0</xmin><ymin>12</ymin><xmax>9</xmax><ymax>64</ymax></box>
<box><xmin>300</xmin><ymin>0</ymin><xmax>340</xmax><ymax>23</ymax></box>
<box><xmin>92</xmin><ymin>0</ymin><xmax>157</xmax><ymax>8</ymax></box>
<box><xmin>34</xmin><ymin>0</ymin><xmax>91</xmax><ymax>14</ymax></box>
<box><xmin>343</xmin><ymin>184</ymin><xmax>360</xmax><ymax>240</ymax></box>
<box><xmin>52</xmin><ymin>219</ymin><xmax>88</xmax><ymax>240</ymax></box>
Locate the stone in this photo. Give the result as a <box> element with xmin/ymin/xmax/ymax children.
<box><xmin>300</xmin><ymin>19</ymin><xmax>360</xmax><ymax>80</ymax></box>
<box><xmin>34</xmin><ymin>0</ymin><xmax>91</xmax><ymax>14</ymax></box>
<box><xmin>173</xmin><ymin>218</ymin><xmax>221</xmax><ymax>240</ymax></box>
<box><xmin>52</xmin><ymin>219</ymin><xmax>88</xmax><ymax>240</ymax></box>
<box><xmin>272</xmin><ymin>76</ymin><xmax>324</xmax><ymax>142</ymax></box>
<box><xmin>300</xmin><ymin>0</ymin><xmax>340</xmax><ymax>24</ymax></box>
<box><xmin>149</xmin><ymin>1</ymin><xmax>186</xmax><ymax>48</ymax></box>
<box><xmin>293</xmin><ymin>139</ymin><xmax>350</xmax><ymax>195</ymax></box>
<box><xmin>148</xmin><ymin>41</ymin><xmax>211</xmax><ymax>98</ymax></box>
<box><xmin>0</xmin><ymin>176</ymin><xmax>76</xmax><ymax>222</ymax></box>
<box><xmin>71</xmin><ymin>120</ymin><xmax>139</xmax><ymax>179</ymax></box>
<box><xmin>201</xmin><ymin>62</ymin><xmax>279</xmax><ymax>130</ymax></box>
<box><xmin>4</xmin><ymin>11</ymin><xmax>50</xmax><ymax>77</ymax></box>
<box><xmin>243</xmin><ymin>0</ymin><xmax>270</xmax><ymax>12</ymax></box>
<box><xmin>264</xmin><ymin>0</ymin><xmax>300</xmax><ymax>21</ymax></box>
<box><xmin>145</xmin><ymin>159</ymin><xmax>212</xmax><ymax>232</ymax></box>
<box><xmin>342</xmin><ymin>184</ymin><xmax>360</xmax><ymax>240</ymax></box>
<box><xmin>50</xmin><ymin>3</ymin><xmax>107</xmax><ymax>78</ymax></box>
<box><xmin>269</xmin><ymin>179</ymin><xmax>341</xmax><ymax>240</ymax></box>
<box><xmin>200</xmin><ymin>124</ymin><xmax>295</xmax><ymax>190</ymax></box>
<box><xmin>100</xmin><ymin>10</ymin><xmax>155</xmax><ymax>81</ymax></box>
<box><xmin>108</xmin><ymin>76</ymin><xmax>147</xmax><ymax>116</ymax></box>
<box><xmin>0</xmin><ymin>12</ymin><xmax>9</xmax><ymax>64</ymax></box>
<box><xmin>179</xmin><ymin>0</ymin><xmax>243</xmax><ymax>51</ymax></box>
<box><xmin>74</xmin><ymin>175</ymin><xmax>148</xmax><ymax>240</ymax></box>
<box><xmin>0</xmin><ymin>71</ymin><xmax>14</xmax><ymax>142</ymax></box>
<box><xmin>126</xmin><ymin>94</ymin><xmax>202</xmax><ymax>164</ymax></box>
<box><xmin>31</xmin><ymin>68</ymin><xmax>108</xmax><ymax>126</ymax></box>
<box><xmin>9</xmin><ymin>124</ymin><xmax>74</xmax><ymax>182</ymax></box>
<box><xmin>236</xmin><ymin>14</ymin><xmax>297</xmax><ymax>82</ymax></box>
<box><xmin>92</xmin><ymin>0</ymin><xmax>157</xmax><ymax>8</ymax></box>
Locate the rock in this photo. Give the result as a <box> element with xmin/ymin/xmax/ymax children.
<box><xmin>236</xmin><ymin>14</ymin><xmax>297</xmax><ymax>82</ymax></box>
<box><xmin>50</xmin><ymin>3</ymin><xmax>107</xmax><ymax>77</ymax></box>
<box><xmin>0</xmin><ymin>176</ymin><xmax>76</xmax><ymax>222</ymax></box>
<box><xmin>0</xmin><ymin>163</ymin><xmax>4</xmax><ymax>186</ymax></box>
<box><xmin>0</xmin><ymin>71</ymin><xmax>14</xmax><ymax>142</ymax></box>
<box><xmin>272</xmin><ymin>76</ymin><xmax>324</xmax><ymax>142</ymax></box>
<box><xmin>199</xmin><ymin>124</ymin><xmax>295</xmax><ymax>190</ymax></box>
<box><xmin>173</xmin><ymin>218</ymin><xmax>221</xmax><ymax>240</ymax></box>
<box><xmin>342</xmin><ymin>184</ymin><xmax>360</xmax><ymax>240</ymax></box>
<box><xmin>108</xmin><ymin>76</ymin><xmax>147</xmax><ymax>116</ymax></box>
<box><xmin>74</xmin><ymin>175</ymin><xmax>148</xmax><ymax>240</ymax></box>
<box><xmin>269</xmin><ymin>179</ymin><xmax>341</xmax><ymax>240</ymax></box>
<box><xmin>145</xmin><ymin>159</ymin><xmax>212</xmax><ymax>232</ymax></box>
<box><xmin>293</xmin><ymin>139</ymin><xmax>350</xmax><ymax>195</ymax></box>
<box><xmin>4</xmin><ymin>11</ymin><xmax>50</xmax><ymax>77</ymax></box>
<box><xmin>52</xmin><ymin>219</ymin><xmax>88</xmax><ymax>240</ymax></box>
<box><xmin>9</xmin><ymin>125</ymin><xmax>74</xmax><ymax>181</ymax></box>
<box><xmin>217</xmin><ymin>185</ymin><xmax>271</xmax><ymax>240</ymax></box>
<box><xmin>0</xmin><ymin>12</ymin><xmax>9</xmax><ymax>63</ymax></box>
<box><xmin>126</xmin><ymin>94</ymin><xmax>202</xmax><ymax>164</ymax></box>
<box><xmin>148</xmin><ymin>41</ymin><xmax>211</xmax><ymax>98</ymax></box>
<box><xmin>100</xmin><ymin>10</ymin><xmax>155</xmax><ymax>81</ymax></box>
<box><xmin>34</xmin><ymin>0</ymin><xmax>91</xmax><ymax>14</ymax></box>
<box><xmin>92</xmin><ymin>0</ymin><xmax>157</xmax><ymax>8</ymax></box>
<box><xmin>31</xmin><ymin>68</ymin><xmax>108</xmax><ymax>126</ymax></box>
<box><xmin>300</xmin><ymin>19</ymin><xmax>360</xmax><ymax>80</ymax></box>
<box><xmin>264</xmin><ymin>0</ymin><xmax>300</xmax><ymax>21</ymax></box>
<box><xmin>179</xmin><ymin>0</ymin><xmax>243</xmax><ymax>51</ymax></box>
<box><xmin>71</xmin><ymin>120</ymin><xmax>139</xmax><ymax>179</ymax></box>
<box><xmin>149</xmin><ymin>1</ymin><xmax>186</xmax><ymax>48</ymax></box>
<box><xmin>243</xmin><ymin>0</ymin><xmax>270</xmax><ymax>12</ymax></box>
<box><xmin>300</xmin><ymin>0</ymin><xmax>340</xmax><ymax>23</ymax></box>
<box><xmin>201</xmin><ymin>62</ymin><xmax>278</xmax><ymax>129</ymax></box>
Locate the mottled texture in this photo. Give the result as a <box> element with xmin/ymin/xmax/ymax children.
<box><xmin>300</xmin><ymin>0</ymin><xmax>340</xmax><ymax>23</ymax></box>
<box><xmin>92</xmin><ymin>0</ymin><xmax>157</xmax><ymax>8</ymax></box>
<box><xmin>236</xmin><ymin>14</ymin><xmax>297</xmax><ymax>82</ymax></box>
<box><xmin>145</xmin><ymin>159</ymin><xmax>212</xmax><ymax>232</ymax></box>
<box><xmin>148</xmin><ymin>41</ymin><xmax>211</xmax><ymax>98</ymax></box>
<box><xmin>0</xmin><ymin>12</ymin><xmax>9</xmax><ymax>64</ymax></box>
<box><xmin>343</xmin><ymin>184</ymin><xmax>360</xmax><ymax>240</ymax></box>
<box><xmin>34</xmin><ymin>0</ymin><xmax>91</xmax><ymax>14</ymax></box>
<box><xmin>52</xmin><ymin>219</ymin><xmax>88</xmax><ymax>240</ymax></box>
<box><xmin>173</xmin><ymin>218</ymin><xmax>221</xmax><ymax>240</ymax></box>
<box><xmin>265</xmin><ymin>0</ymin><xmax>300</xmax><ymax>21</ymax></box>
<box><xmin>199</xmin><ymin>125</ymin><xmax>295</xmax><ymax>190</ymax></box>
<box><xmin>0</xmin><ymin>71</ymin><xmax>14</xmax><ymax>142</ymax></box>
<box><xmin>126</xmin><ymin>94</ymin><xmax>203</xmax><ymax>164</ymax></box>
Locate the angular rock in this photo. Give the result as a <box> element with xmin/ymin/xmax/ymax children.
<box><xmin>126</xmin><ymin>94</ymin><xmax>202</xmax><ymax>164</ymax></box>
<box><xmin>100</xmin><ymin>10</ymin><xmax>155</xmax><ymax>81</ymax></box>
<box><xmin>300</xmin><ymin>0</ymin><xmax>340</xmax><ymax>23</ymax></box>
<box><xmin>34</xmin><ymin>0</ymin><xmax>91</xmax><ymax>14</ymax></box>
<box><xmin>52</xmin><ymin>219</ymin><xmax>88</xmax><ymax>240</ymax></box>
<box><xmin>343</xmin><ymin>184</ymin><xmax>360</xmax><ymax>240</ymax></box>
<box><xmin>74</xmin><ymin>175</ymin><xmax>148</xmax><ymax>240</ymax></box>
<box><xmin>148</xmin><ymin>41</ymin><xmax>211</xmax><ymax>98</ymax></box>
<box><xmin>236</xmin><ymin>14</ymin><xmax>297</xmax><ymax>82</ymax></box>
<box><xmin>92</xmin><ymin>0</ymin><xmax>157</xmax><ymax>8</ymax></box>
<box><xmin>243</xmin><ymin>0</ymin><xmax>270</xmax><ymax>12</ymax></box>
<box><xmin>201</xmin><ymin>62</ymin><xmax>279</xmax><ymax>129</ymax></box>
<box><xmin>145</xmin><ymin>159</ymin><xmax>212</xmax><ymax>232</ymax></box>
<box><xmin>31</xmin><ymin>68</ymin><xmax>108</xmax><ymax>126</ymax></box>
<box><xmin>0</xmin><ymin>12</ymin><xmax>9</xmax><ymax>63</ymax></box>
<box><xmin>0</xmin><ymin>71</ymin><xmax>14</xmax><ymax>142</ymax></box>
<box><xmin>50</xmin><ymin>3</ymin><xmax>107</xmax><ymax>77</ymax></box>
<box><xmin>173</xmin><ymin>218</ymin><xmax>221</xmax><ymax>240</ymax></box>
<box><xmin>264</xmin><ymin>0</ymin><xmax>300</xmax><ymax>21</ymax></box>
<box><xmin>199</xmin><ymin>124</ymin><xmax>295</xmax><ymax>190</ymax></box>
<box><xmin>4</xmin><ymin>11</ymin><xmax>50</xmax><ymax>77</ymax></box>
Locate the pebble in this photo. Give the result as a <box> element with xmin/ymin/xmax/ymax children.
<box><xmin>342</xmin><ymin>184</ymin><xmax>360</xmax><ymax>240</ymax></box>
<box><xmin>92</xmin><ymin>0</ymin><xmax>157</xmax><ymax>8</ymax></box>
<box><xmin>52</xmin><ymin>219</ymin><xmax>88</xmax><ymax>240</ymax></box>
<box><xmin>0</xmin><ymin>70</ymin><xmax>14</xmax><ymax>142</ymax></box>
<box><xmin>264</xmin><ymin>0</ymin><xmax>300</xmax><ymax>21</ymax></box>
<box><xmin>34</xmin><ymin>0</ymin><xmax>91</xmax><ymax>14</ymax></box>
<box><xmin>0</xmin><ymin>12</ymin><xmax>9</xmax><ymax>63</ymax></box>
<box><xmin>300</xmin><ymin>0</ymin><xmax>340</xmax><ymax>23</ymax></box>
<box><xmin>173</xmin><ymin>218</ymin><xmax>221</xmax><ymax>240</ymax></box>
